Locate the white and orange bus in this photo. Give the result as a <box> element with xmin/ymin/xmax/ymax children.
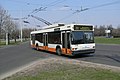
<box><xmin>30</xmin><ymin>23</ymin><xmax>95</xmax><ymax>56</ymax></box>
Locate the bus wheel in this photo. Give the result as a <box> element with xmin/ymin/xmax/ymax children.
<box><xmin>56</xmin><ymin>48</ymin><xmax>62</xmax><ymax>56</ymax></box>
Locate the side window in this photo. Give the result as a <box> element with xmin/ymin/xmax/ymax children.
<box><xmin>35</xmin><ymin>33</ymin><xmax>43</xmax><ymax>43</ymax></box>
<box><xmin>48</xmin><ymin>32</ymin><xmax>61</xmax><ymax>44</ymax></box>
<box><xmin>31</xmin><ymin>34</ymin><xmax>34</xmax><ymax>40</ymax></box>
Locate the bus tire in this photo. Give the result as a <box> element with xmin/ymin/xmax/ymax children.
<box><xmin>56</xmin><ymin>47</ymin><xmax>62</xmax><ymax>56</ymax></box>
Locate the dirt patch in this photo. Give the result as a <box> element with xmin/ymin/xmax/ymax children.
<box><xmin>4</xmin><ymin>57</ymin><xmax>120</xmax><ymax>80</ymax></box>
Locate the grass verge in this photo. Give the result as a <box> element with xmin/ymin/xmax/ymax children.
<box><xmin>0</xmin><ymin>40</ymin><xmax>28</xmax><ymax>46</ymax></box>
<box><xmin>5</xmin><ymin>58</ymin><xmax>120</xmax><ymax>80</ymax></box>
<box><xmin>0</xmin><ymin>41</ymin><xmax>20</xmax><ymax>46</ymax></box>
<box><xmin>95</xmin><ymin>37</ymin><xmax>120</xmax><ymax>44</ymax></box>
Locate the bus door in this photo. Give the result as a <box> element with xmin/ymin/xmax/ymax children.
<box><xmin>62</xmin><ymin>31</ymin><xmax>71</xmax><ymax>54</ymax></box>
<box><xmin>32</xmin><ymin>34</ymin><xmax>35</xmax><ymax>45</ymax></box>
<box><xmin>43</xmin><ymin>33</ymin><xmax>48</xmax><ymax>50</ymax></box>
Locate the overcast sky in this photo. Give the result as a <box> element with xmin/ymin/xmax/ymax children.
<box><xmin>0</xmin><ymin>0</ymin><xmax>120</xmax><ymax>28</ymax></box>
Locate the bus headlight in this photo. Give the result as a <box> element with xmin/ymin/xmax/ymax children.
<box><xmin>75</xmin><ymin>48</ymin><xmax>77</xmax><ymax>50</ymax></box>
<box><xmin>72</xmin><ymin>48</ymin><xmax>77</xmax><ymax>51</ymax></box>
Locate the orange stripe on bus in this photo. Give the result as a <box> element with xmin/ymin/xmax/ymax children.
<box><xmin>67</xmin><ymin>49</ymin><xmax>72</xmax><ymax>54</ymax></box>
<box><xmin>61</xmin><ymin>48</ymin><xmax>66</xmax><ymax>54</ymax></box>
<box><xmin>62</xmin><ymin>48</ymin><xmax>72</xmax><ymax>55</ymax></box>
<box><xmin>31</xmin><ymin>44</ymin><xmax>72</xmax><ymax>56</ymax></box>
<box><xmin>48</xmin><ymin>47</ymin><xmax>56</xmax><ymax>52</ymax></box>
<box><xmin>38</xmin><ymin>46</ymin><xmax>44</xmax><ymax>50</ymax></box>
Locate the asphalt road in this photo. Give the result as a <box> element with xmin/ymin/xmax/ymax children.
<box><xmin>75</xmin><ymin>44</ymin><xmax>120</xmax><ymax>67</ymax></box>
<box><xmin>0</xmin><ymin>42</ymin><xmax>120</xmax><ymax>78</ymax></box>
<box><xmin>0</xmin><ymin>42</ymin><xmax>57</xmax><ymax>76</ymax></box>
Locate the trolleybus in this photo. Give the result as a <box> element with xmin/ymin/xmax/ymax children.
<box><xmin>30</xmin><ymin>23</ymin><xmax>95</xmax><ymax>56</ymax></box>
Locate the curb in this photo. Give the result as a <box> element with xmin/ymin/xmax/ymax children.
<box><xmin>1</xmin><ymin>57</ymin><xmax>120</xmax><ymax>80</ymax></box>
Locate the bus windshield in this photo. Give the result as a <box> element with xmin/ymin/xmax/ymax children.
<box><xmin>71</xmin><ymin>31</ymin><xmax>94</xmax><ymax>44</ymax></box>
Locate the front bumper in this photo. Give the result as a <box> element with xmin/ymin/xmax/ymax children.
<box><xmin>72</xmin><ymin>49</ymin><xmax>95</xmax><ymax>55</ymax></box>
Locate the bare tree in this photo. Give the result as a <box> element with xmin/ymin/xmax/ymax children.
<box><xmin>22</xmin><ymin>28</ymin><xmax>34</xmax><ymax>40</ymax></box>
<box><xmin>0</xmin><ymin>6</ymin><xmax>7</xmax><ymax>43</ymax></box>
<box><xmin>94</xmin><ymin>24</ymin><xmax>120</xmax><ymax>38</ymax></box>
<box><xmin>99</xmin><ymin>25</ymin><xmax>106</xmax><ymax>36</ymax></box>
<box><xmin>116</xmin><ymin>28</ymin><xmax>120</xmax><ymax>37</ymax></box>
<box><xmin>11</xmin><ymin>22</ymin><xmax>19</xmax><ymax>43</ymax></box>
<box><xmin>94</xmin><ymin>25</ymin><xmax>100</xmax><ymax>36</ymax></box>
<box><xmin>0</xmin><ymin>6</ymin><xmax>18</xmax><ymax>44</ymax></box>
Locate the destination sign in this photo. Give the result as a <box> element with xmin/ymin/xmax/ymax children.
<box><xmin>74</xmin><ymin>25</ymin><xmax>93</xmax><ymax>30</ymax></box>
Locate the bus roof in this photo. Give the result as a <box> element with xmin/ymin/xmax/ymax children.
<box><xmin>43</xmin><ymin>23</ymin><xmax>65</xmax><ymax>29</ymax></box>
<box><xmin>31</xmin><ymin>23</ymin><xmax>94</xmax><ymax>34</ymax></box>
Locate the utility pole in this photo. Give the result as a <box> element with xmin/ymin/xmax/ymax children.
<box><xmin>20</xmin><ymin>22</ymin><xmax>23</xmax><ymax>42</ymax></box>
<box><xmin>20</xmin><ymin>18</ymin><xmax>24</xmax><ymax>42</ymax></box>
<box><xmin>12</xmin><ymin>18</ymin><xmax>23</xmax><ymax>42</ymax></box>
<box><xmin>6</xmin><ymin>32</ymin><xmax>8</xmax><ymax>45</ymax></box>
<box><xmin>0</xmin><ymin>20</ymin><xmax>1</xmax><ymax>44</ymax></box>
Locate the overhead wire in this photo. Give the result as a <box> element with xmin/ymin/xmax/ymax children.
<box><xmin>26</xmin><ymin>0</ymin><xmax>67</xmax><ymax>24</ymax></box>
<box><xmin>4</xmin><ymin>0</ymin><xmax>66</xmax><ymax>7</ymax></box>
<box><xmin>31</xmin><ymin>0</ymin><xmax>67</xmax><ymax>14</ymax></box>
<box><xmin>90</xmin><ymin>0</ymin><xmax>120</xmax><ymax>9</ymax></box>
<box><xmin>3</xmin><ymin>0</ymin><xmax>67</xmax><ymax>14</ymax></box>
<box><xmin>4</xmin><ymin>0</ymin><xmax>41</xmax><ymax>6</ymax></box>
<box><xmin>48</xmin><ymin>0</ymin><xmax>66</xmax><ymax>7</ymax></box>
<box><xmin>56</xmin><ymin>0</ymin><xmax>120</xmax><ymax>22</ymax></box>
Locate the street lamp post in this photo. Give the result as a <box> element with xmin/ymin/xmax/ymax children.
<box><xmin>20</xmin><ymin>22</ymin><xmax>23</xmax><ymax>42</ymax></box>
<box><xmin>12</xmin><ymin>18</ymin><xmax>29</xmax><ymax>42</ymax></box>
<box><xmin>12</xmin><ymin>18</ymin><xmax>23</xmax><ymax>42</ymax></box>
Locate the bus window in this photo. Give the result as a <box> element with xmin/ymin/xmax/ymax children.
<box><xmin>84</xmin><ymin>32</ymin><xmax>94</xmax><ymax>43</ymax></box>
<box><xmin>35</xmin><ymin>33</ymin><xmax>43</xmax><ymax>43</ymax></box>
<box><xmin>71</xmin><ymin>31</ymin><xmax>94</xmax><ymax>44</ymax></box>
<box><xmin>48</xmin><ymin>32</ymin><xmax>61</xmax><ymax>44</ymax></box>
<box><xmin>71</xmin><ymin>31</ymin><xmax>84</xmax><ymax>44</ymax></box>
